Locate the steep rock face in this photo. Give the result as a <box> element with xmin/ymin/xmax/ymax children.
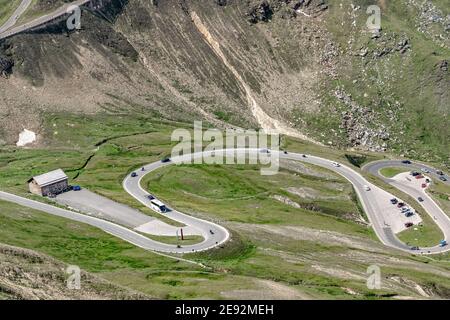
<box><xmin>0</xmin><ymin>0</ymin><xmax>448</xmax><ymax>164</ymax></box>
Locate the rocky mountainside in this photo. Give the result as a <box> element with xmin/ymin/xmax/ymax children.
<box><xmin>0</xmin><ymin>243</ymin><xmax>149</xmax><ymax>299</ymax></box>
<box><xmin>0</xmin><ymin>0</ymin><xmax>448</xmax><ymax>164</ymax></box>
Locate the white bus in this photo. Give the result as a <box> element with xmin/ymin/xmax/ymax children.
<box><xmin>150</xmin><ymin>199</ymin><xmax>168</xmax><ymax>213</ymax></box>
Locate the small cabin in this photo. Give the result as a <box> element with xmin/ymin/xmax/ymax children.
<box><xmin>28</xmin><ymin>169</ymin><xmax>69</xmax><ymax>197</ymax></box>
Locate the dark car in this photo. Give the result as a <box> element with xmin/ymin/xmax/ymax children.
<box><xmin>131</xmin><ymin>172</ymin><xmax>138</xmax><ymax>178</ymax></box>
<box><xmin>439</xmin><ymin>176</ymin><xmax>448</xmax><ymax>182</ymax></box>
<box><xmin>405</xmin><ymin>222</ymin><xmax>414</xmax><ymax>228</ymax></box>
<box><xmin>418</xmin><ymin>197</ymin><xmax>424</xmax><ymax>202</ymax></box>
<box><xmin>411</xmin><ymin>246</ymin><xmax>420</xmax><ymax>251</ymax></box>
<box><xmin>72</xmin><ymin>185</ymin><xmax>82</xmax><ymax>191</ymax></box>
<box><xmin>283</xmin><ymin>150</ymin><xmax>288</xmax><ymax>154</ymax></box>
<box><xmin>410</xmin><ymin>171</ymin><xmax>420</xmax><ymax>176</ymax></box>
<box><xmin>302</xmin><ymin>154</ymin><xmax>307</xmax><ymax>158</ymax></box>
<box><xmin>147</xmin><ymin>194</ymin><xmax>155</xmax><ymax>200</ymax></box>
<box><xmin>209</xmin><ymin>230</ymin><xmax>215</xmax><ymax>235</ymax></box>
<box><xmin>402</xmin><ymin>160</ymin><xmax>412</xmax><ymax>164</ymax></box>
<box><xmin>397</xmin><ymin>202</ymin><xmax>405</xmax><ymax>208</ymax></box>
<box><xmin>436</xmin><ymin>170</ymin><xmax>444</xmax><ymax>176</ymax></box>
<box><xmin>390</xmin><ymin>198</ymin><xmax>398</xmax><ymax>204</ymax></box>
<box><xmin>161</xmin><ymin>158</ymin><xmax>171</xmax><ymax>163</ymax></box>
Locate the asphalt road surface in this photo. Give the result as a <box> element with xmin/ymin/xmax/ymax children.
<box><xmin>1</xmin><ymin>149</ymin><xmax>449</xmax><ymax>255</ymax></box>
<box><xmin>0</xmin><ymin>0</ymin><xmax>32</xmax><ymax>34</ymax></box>
<box><xmin>0</xmin><ymin>0</ymin><xmax>92</xmax><ymax>40</ymax></box>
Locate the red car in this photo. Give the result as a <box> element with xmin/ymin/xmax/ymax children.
<box><xmin>415</xmin><ymin>175</ymin><xmax>424</xmax><ymax>179</ymax></box>
<box><xmin>405</xmin><ymin>222</ymin><xmax>414</xmax><ymax>228</ymax></box>
<box><xmin>397</xmin><ymin>202</ymin><xmax>405</xmax><ymax>208</ymax></box>
<box><xmin>421</xmin><ymin>183</ymin><xmax>427</xmax><ymax>188</ymax></box>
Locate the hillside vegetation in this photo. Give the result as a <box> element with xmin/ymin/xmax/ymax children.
<box><xmin>0</xmin><ymin>0</ymin><xmax>448</xmax><ymax>165</ymax></box>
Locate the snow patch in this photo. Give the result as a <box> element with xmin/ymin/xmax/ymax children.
<box><xmin>16</xmin><ymin>129</ymin><xmax>36</xmax><ymax>147</ymax></box>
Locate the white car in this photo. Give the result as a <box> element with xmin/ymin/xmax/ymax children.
<box><xmin>364</xmin><ymin>185</ymin><xmax>371</xmax><ymax>191</ymax></box>
<box><xmin>421</xmin><ymin>168</ymin><xmax>430</xmax><ymax>173</ymax></box>
<box><xmin>332</xmin><ymin>162</ymin><xmax>341</xmax><ymax>167</ymax></box>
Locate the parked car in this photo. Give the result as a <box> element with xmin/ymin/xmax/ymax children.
<box><xmin>421</xmin><ymin>168</ymin><xmax>430</xmax><ymax>173</ymax></box>
<box><xmin>397</xmin><ymin>202</ymin><xmax>405</xmax><ymax>208</ymax></box>
<box><xmin>436</xmin><ymin>170</ymin><xmax>444</xmax><ymax>176</ymax></box>
<box><xmin>440</xmin><ymin>240</ymin><xmax>448</xmax><ymax>247</ymax></box>
<box><xmin>402</xmin><ymin>160</ymin><xmax>412</xmax><ymax>164</ymax></box>
<box><xmin>147</xmin><ymin>194</ymin><xmax>155</xmax><ymax>200</ymax></box>
<box><xmin>405</xmin><ymin>211</ymin><xmax>414</xmax><ymax>217</ymax></box>
<box><xmin>421</xmin><ymin>183</ymin><xmax>427</xmax><ymax>188</ymax></box>
<box><xmin>410</xmin><ymin>171</ymin><xmax>420</xmax><ymax>176</ymax></box>
<box><xmin>161</xmin><ymin>158</ymin><xmax>171</xmax><ymax>163</ymax></box>
<box><xmin>405</xmin><ymin>222</ymin><xmax>414</xmax><ymax>228</ymax></box>
<box><xmin>390</xmin><ymin>198</ymin><xmax>398</xmax><ymax>204</ymax></box>
<box><xmin>439</xmin><ymin>176</ymin><xmax>448</xmax><ymax>182</ymax></box>
<box><xmin>415</xmin><ymin>175</ymin><xmax>424</xmax><ymax>179</ymax></box>
<box><xmin>131</xmin><ymin>172</ymin><xmax>138</xmax><ymax>178</ymax></box>
<box><xmin>72</xmin><ymin>185</ymin><xmax>81</xmax><ymax>191</ymax></box>
<box><xmin>209</xmin><ymin>230</ymin><xmax>215</xmax><ymax>235</ymax></box>
<box><xmin>418</xmin><ymin>197</ymin><xmax>424</xmax><ymax>202</ymax></box>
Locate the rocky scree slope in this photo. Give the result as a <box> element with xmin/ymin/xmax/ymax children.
<box><xmin>0</xmin><ymin>0</ymin><xmax>448</xmax><ymax>165</ymax></box>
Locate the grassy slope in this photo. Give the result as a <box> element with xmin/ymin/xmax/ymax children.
<box><xmin>0</xmin><ymin>0</ymin><xmax>21</xmax><ymax>26</ymax></box>
<box><xmin>380</xmin><ymin>167</ymin><xmax>409</xmax><ymax>178</ymax></box>
<box><xmin>1</xmin><ymin>112</ymin><xmax>450</xmax><ymax>299</ymax></box>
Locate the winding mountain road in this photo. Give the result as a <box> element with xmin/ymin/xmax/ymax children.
<box><xmin>1</xmin><ymin>149</ymin><xmax>448</xmax><ymax>255</ymax></box>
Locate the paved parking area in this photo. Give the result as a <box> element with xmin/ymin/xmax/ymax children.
<box><xmin>55</xmin><ymin>189</ymin><xmax>201</xmax><ymax>236</ymax></box>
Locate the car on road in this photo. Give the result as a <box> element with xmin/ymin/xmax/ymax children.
<box><xmin>147</xmin><ymin>194</ymin><xmax>155</xmax><ymax>200</ymax></box>
<box><xmin>440</xmin><ymin>240</ymin><xmax>448</xmax><ymax>247</ymax></box>
<box><xmin>410</xmin><ymin>171</ymin><xmax>420</xmax><ymax>176</ymax></box>
<box><xmin>421</xmin><ymin>168</ymin><xmax>430</xmax><ymax>173</ymax></box>
<box><xmin>405</xmin><ymin>222</ymin><xmax>414</xmax><ymax>228</ymax></box>
<box><xmin>411</xmin><ymin>246</ymin><xmax>420</xmax><ymax>251</ymax></box>
<box><xmin>302</xmin><ymin>154</ymin><xmax>307</xmax><ymax>158</ymax></box>
<box><xmin>418</xmin><ymin>197</ymin><xmax>424</xmax><ymax>202</ymax></box>
<box><xmin>402</xmin><ymin>160</ymin><xmax>412</xmax><ymax>164</ymax></box>
<box><xmin>436</xmin><ymin>170</ymin><xmax>444</xmax><ymax>176</ymax></box>
<box><xmin>209</xmin><ymin>230</ymin><xmax>215</xmax><ymax>235</ymax></box>
<box><xmin>260</xmin><ymin>149</ymin><xmax>270</xmax><ymax>154</ymax></box>
<box><xmin>439</xmin><ymin>176</ymin><xmax>448</xmax><ymax>182</ymax></box>
<box><xmin>131</xmin><ymin>172</ymin><xmax>138</xmax><ymax>178</ymax></box>
<box><xmin>363</xmin><ymin>185</ymin><xmax>371</xmax><ymax>191</ymax></box>
<box><xmin>390</xmin><ymin>198</ymin><xmax>398</xmax><ymax>204</ymax></box>
<box><xmin>283</xmin><ymin>150</ymin><xmax>288</xmax><ymax>154</ymax></box>
<box><xmin>161</xmin><ymin>158</ymin><xmax>171</xmax><ymax>163</ymax></box>
<box><xmin>332</xmin><ymin>162</ymin><xmax>340</xmax><ymax>167</ymax></box>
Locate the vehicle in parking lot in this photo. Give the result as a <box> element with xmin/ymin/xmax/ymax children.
<box><xmin>72</xmin><ymin>185</ymin><xmax>81</xmax><ymax>191</ymax></box>
<box><xmin>131</xmin><ymin>172</ymin><xmax>138</xmax><ymax>178</ymax></box>
<box><xmin>397</xmin><ymin>202</ymin><xmax>405</xmax><ymax>208</ymax></box>
<box><xmin>402</xmin><ymin>160</ymin><xmax>412</xmax><ymax>164</ymax></box>
<box><xmin>418</xmin><ymin>197</ymin><xmax>424</xmax><ymax>202</ymax></box>
<box><xmin>440</xmin><ymin>240</ymin><xmax>448</xmax><ymax>247</ymax></box>
<box><xmin>405</xmin><ymin>222</ymin><xmax>414</xmax><ymax>228</ymax></box>
<box><xmin>421</xmin><ymin>168</ymin><xmax>430</xmax><ymax>173</ymax></box>
<box><xmin>415</xmin><ymin>175</ymin><xmax>424</xmax><ymax>179</ymax></box>
<box><xmin>421</xmin><ymin>183</ymin><xmax>427</xmax><ymax>188</ymax></box>
<box><xmin>405</xmin><ymin>211</ymin><xmax>414</xmax><ymax>217</ymax></box>
<box><xmin>390</xmin><ymin>198</ymin><xmax>398</xmax><ymax>204</ymax></box>
<box><xmin>410</xmin><ymin>171</ymin><xmax>420</xmax><ymax>176</ymax></box>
